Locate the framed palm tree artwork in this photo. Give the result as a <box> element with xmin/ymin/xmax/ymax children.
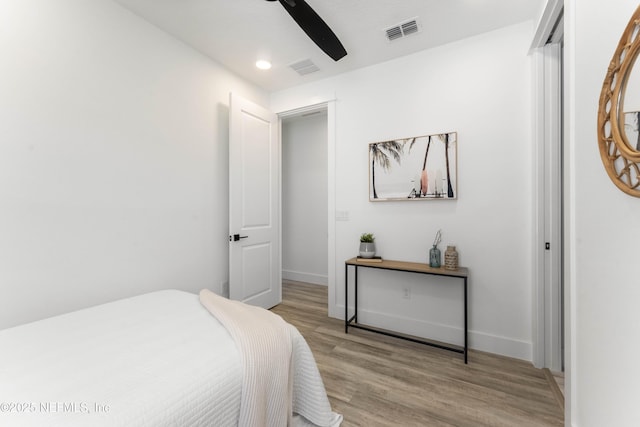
<box><xmin>369</xmin><ymin>132</ymin><xmax>457</xmax><ymax>201</ymax></box>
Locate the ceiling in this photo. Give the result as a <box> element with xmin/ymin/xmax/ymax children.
<box><xmin>113</xmin><ymin>0</ymin><xmax>543</xmax><ymax>92</ymax></box>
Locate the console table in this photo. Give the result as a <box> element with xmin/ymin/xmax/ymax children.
<box><xmin>344</xmin><ymin>257</ymin><xmax>469</xmax><ymax>363</ymax></box>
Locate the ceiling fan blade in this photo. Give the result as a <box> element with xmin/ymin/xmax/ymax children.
<box><xmin>276</xmin><ymin>0</ymin><xmax>347</xmax><ymax>61</ymax></box>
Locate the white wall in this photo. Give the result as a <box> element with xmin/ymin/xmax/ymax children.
<box><xmin>272</xmin><ymin>22</ymin><xmax>535</xmax><ymax>360</ymax></box>
<box><xmin>0</xmin><ymin>0</ymin><xmax>267</xmax><ymax>330</ymax></box>
<box><xmin>567</xmin><ymin>0</ymin><xmax>640</xmax><ymax>425</ymax></box>
<box><xmin>282</xmin><ymin>112</ymin><xmax>328</xmax><ymax>285</ymax></box>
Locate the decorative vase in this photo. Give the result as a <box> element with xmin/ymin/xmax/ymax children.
<box><xmin>429</xmin><ymin>245</ymin><xmax>441</xmax><ymax>268</ymax></box>
<box><xmin>359</xmin><ymin>242</ymin><xmax>376</xmax><ymax>258</ymax></box>
<box><xmin>444</xmin><ymin>245</ymin><xmax>459</xmax><ymax>270</ymax></box>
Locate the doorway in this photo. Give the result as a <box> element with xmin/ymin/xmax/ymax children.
<box><xmin>281</xmin><ymin>109</ymin><xmax>329</xmax><ymax>286</ymax></box>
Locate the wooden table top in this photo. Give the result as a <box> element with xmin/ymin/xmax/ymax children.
<box><xmin>345</xmin><ymin>257</ymin><xmax>468</xmax><ymax>278</ymax></box>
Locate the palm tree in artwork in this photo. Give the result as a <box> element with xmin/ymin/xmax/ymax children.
<box><xmin>438</xmin><ymin>133</ymin><xmax>455</xmax><ymax>198</ymax></box>
<box><xmin>409</xmin><ymin>136</ymin><xmax>432</xmax><ymax>196</ymax></box>
<box><xmin>370</xmin><ymin>141</ymin><xmax>404</xmax><ymax>199</ymax></box>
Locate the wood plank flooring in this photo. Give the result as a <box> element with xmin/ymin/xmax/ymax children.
<box><xmin>271</xmin><ymin>280</ymin><xmax>564</xmax><ymax>427</ymax></box>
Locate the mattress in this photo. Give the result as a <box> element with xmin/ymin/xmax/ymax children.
<box><xmin>0</xmin><ymin>289</ymin><xmax>338</xmax><ymax>426</ymax></box>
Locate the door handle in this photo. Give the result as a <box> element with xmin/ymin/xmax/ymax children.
<box><xmin>230</xmin><ymin>234</ymin><xmax>249</xmax><ymax>242</ymax></box>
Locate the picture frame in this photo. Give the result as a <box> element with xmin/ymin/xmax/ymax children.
<box><xmin>369</xmin><ymin>132</ymin><xmax>457</xmax><ymax>201</ymax></box>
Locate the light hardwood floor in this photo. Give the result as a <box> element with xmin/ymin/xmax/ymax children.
<box><xmin>271</xmin><ymin>280</ymin><xmax>564</xmax><ymax>427</ymax></box>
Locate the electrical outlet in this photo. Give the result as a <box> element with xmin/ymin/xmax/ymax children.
<box><xmin>402</xmin><ymin>287</ymin><xmax>411</xmax><ymax>299</ymax></box>
<box><xmin>222</xmin><ymin>281</ymin><xmax>229</xmax><ymax>297</ymax></box>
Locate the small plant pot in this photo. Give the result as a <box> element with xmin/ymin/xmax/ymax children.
<box><xmin>359</xmin><ymin>242</ymin><xmax>376</xmax><ymax>258</ymax></box>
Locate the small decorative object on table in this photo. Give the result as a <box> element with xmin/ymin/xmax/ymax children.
<box><xmin>429</xmin><ymin>229</ymin><xmax>442</xmax><ymax>268</ymax></box>
<box><xmin>356</xmin><ymin>255</ymin><xmax>383</xmax><ymax>263</ymax></box>
<box><xmin>359</xmin><ymin>233</ymin><xmax>376</xmax><ymax>258</ymax></box>
<box><xmin>444</xmin><ymin>245</ymin><xmax>459</xmax><ymax>270</ymax></box>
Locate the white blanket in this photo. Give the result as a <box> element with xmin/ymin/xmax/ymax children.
<box><xmin>0</xmin><ymin>290</ymin><xmax>243</xmax><ymax>426</ymax></box>
<box><xmin>199</xmin><ymin>289</ymin><xmax>342</xmax><ymax>427</ymax></box>
<box><xmin>0</xmin><ymin>289</ymin><xmax>342</xmax><ymax>427</ymax></box>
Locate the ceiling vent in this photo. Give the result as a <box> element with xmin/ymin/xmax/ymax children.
<box><xmin>289</xmin><ymin>59</ymin><xmax>320</xmax><ymax>76</ymax></box>
<box><xmin>385</xmin><ymin>18</ymin><xmax>420</xmax><ymax>41</ymax></box>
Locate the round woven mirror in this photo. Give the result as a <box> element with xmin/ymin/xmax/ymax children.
<box><xmin>598</xmin><ymin>5</ymin><xmax>640</xmax><ymax>196</ymax></box>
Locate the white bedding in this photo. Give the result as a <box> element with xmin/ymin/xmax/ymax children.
<box><xmin>0</xmin><ymin>290</ymin><xmax>340</xmax><ymax>427</ymax></box>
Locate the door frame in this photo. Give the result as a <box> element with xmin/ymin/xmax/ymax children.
<box><xmin>275</xmin><ymin>99</ymin><xmax>337</xmax><ymax>316</ymax></box>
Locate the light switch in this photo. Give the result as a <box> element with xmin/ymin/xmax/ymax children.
<box><xmin>335</xmin><ymin>210</ymin><xmax>350</xmax><ymax>221</ymax></box>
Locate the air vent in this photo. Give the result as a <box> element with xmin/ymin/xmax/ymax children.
<box><xmin>385</xmin><ymin>18</ymin><xmax>420</xmax><ymax>42</ymax></box>
<box><xmin>289</xmin><ymin>59</ymin><xmax>320</xmax><ymax>76</ymax></box>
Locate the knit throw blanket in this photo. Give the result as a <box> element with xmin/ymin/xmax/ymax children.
<box><xmin>199</xmin><ymin>289</ymin><xmax>342</xmax><ymax>427</ymax></box>
<box><xmin>199</xmin><ymin>289</ymin><xmax>292</xmax><ymax>426</ymax></box>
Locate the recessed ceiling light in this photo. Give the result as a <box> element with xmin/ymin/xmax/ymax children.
<box><xmin>256</xmin><ymin>60</ymin><xmax>272</xmax><ymax>70</ymax></box>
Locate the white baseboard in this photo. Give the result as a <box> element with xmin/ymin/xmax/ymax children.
<box><xmin>333</xmin><ymin>306</ymin><xmax>532</xmax><ymax>361</ymax></box>
<box><xmin>282</xmin><ymin>270</ymin><xmax>328</xmax><ymax>286</ymax></box>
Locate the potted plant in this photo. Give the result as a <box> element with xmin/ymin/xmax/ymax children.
<box><xmin>359</xmin><ymin>233</ymin><xmax>376</xmax><ymax>258</ymax></box>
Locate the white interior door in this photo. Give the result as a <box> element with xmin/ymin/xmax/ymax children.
<box><xmin>229</xmin><ymin>93</ymin><xmax>281</xmax><ymax>308</ymax></box>
<box><xmin>532</xmin><ymin>2</ymin><xmax>564</xmax><ymax>372</ymax></box>
<box><xmin>543</xmin><ymin>41</ymin><xmax>563</xmax><ymax>372</ymax></box>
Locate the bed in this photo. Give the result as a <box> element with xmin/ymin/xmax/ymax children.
<box><xmin>0</xmin><ymin>289</ymin><xmax>342</xmax><ymax>427</ymax></box>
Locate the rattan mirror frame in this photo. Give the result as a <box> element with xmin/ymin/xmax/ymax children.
<box><xmin>597</xmin><ymin>5</ymin><xmax>640</xmax><ymax>197</ymax></box>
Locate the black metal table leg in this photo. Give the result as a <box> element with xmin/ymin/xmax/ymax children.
<box><xmin>354</xmin><ymin>265</ymin><xmax>358</xmax><ymax>323</ymax></box>
<box><xmin>464</xmin><ymin>277</ymin><xmax>468</xmax><ymax>364</ymax></box>
<box><xmin>344</xmin><ymin>263</ymin><xmax>348</xmax><ymax>333</ymax></box>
